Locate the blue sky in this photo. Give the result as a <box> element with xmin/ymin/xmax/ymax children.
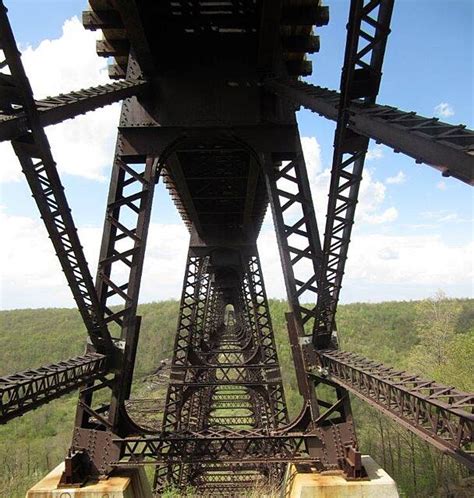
<box><xmin>0</xmin><ymin>0</ymin><xmax>472</xmax><ymax>309</ymax></box>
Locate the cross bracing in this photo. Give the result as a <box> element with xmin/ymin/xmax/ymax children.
<box><xmin>0</xmin><ymin>0</ymin><xmax>472</xmax><ymax>496</ymax></box>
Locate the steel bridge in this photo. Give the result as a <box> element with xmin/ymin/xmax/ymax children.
<box><xmin>0</xmin><ymin>0</ymin><xmax>472</xmax><ymax>496</ymax></box>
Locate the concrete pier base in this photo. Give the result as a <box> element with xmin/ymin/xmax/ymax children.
<box><xmin>26</xmin><ymin>462</ymin><xmax>153</xmax><ymax>498</ymax></box>
<box><xmin>284</xmin><ymin>456</ymin><xmax>399</xmax><ymax>498</ymax></box>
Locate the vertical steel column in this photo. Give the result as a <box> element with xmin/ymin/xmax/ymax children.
<box><xmin>61</xmin><ymin>54</ymin><xmax>163</xmax><ymax>487</ymax></box>
<box><xmin>161</xmin><ymin>251</ymin><xmax>208</xmax><ymax>431</ymax></box>
<box><xmin>72</xmin><ymin>148</ymin><xmax>159</xmax><ymax>434</ymax></box>
<box><xmin>263</xmin><ymin>150</ymin><xmax>324</xmax><ymax>415</ymax></box>
<box><xmin>193</xmin><ymin>271</ymin><xmax>211</xmax><ymax>349</ymax></box>
<box><xmin>155</xmin><ymin>250</ymin><xmax>209</xmax><ymax>492</ymax></box>
<box><xmin>263</xmin><ymin>152</ymin><xmax>324</xmax><ymax>337</ymax></box>
<box><xmin>73</xmin><ymin>52</ymin><xmax>162</xmax><ymax>435</ymax></box>
<box><xmin>243</xmin><ymin>252</ymin><xmax>289</xmax><ymax>428</ymax></box>
<box><xmin>263</xmin><ymin>142</ymin><xmax>361</xmax><ymax>475</ymax></box>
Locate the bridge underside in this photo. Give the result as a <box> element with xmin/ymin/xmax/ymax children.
<box><xmin>0</xmin><ymin>0</ymin><xmax>472</xmax><ymax>497</ymax></box>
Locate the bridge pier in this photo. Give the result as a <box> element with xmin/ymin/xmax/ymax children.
<box><xmin>26</xmin><ymin>463</ymin><xmax>152</xmax><ymax>498</ymax></box>
<box><xmin>284</xmin><ymin>456</ymin><xmax>399</xmax><ymax>498</ymax></box>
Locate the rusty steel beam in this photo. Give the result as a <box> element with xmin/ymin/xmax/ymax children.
<box><xmin>313</xmin><ymin>0</ymin><xmax>394</xmax><ymax>346</ymax></box>
<box><xmin>0</xmin><ymin>78</ymin><xmax>148</xmax><ymax>142</ymax></box>
<box><xmin>317</xmin><ymin>349</ymin><xmax>474</xmax><ymax>470</ymax></box>
<box><xmin>4</xmin><ymin>1</ymin><xmax>472</xmax><ymax>494</ymax></box>
<box><xmin>153</xmin><ymin>247</ymin><xmax>291</xmax><ymax>493</ymax></box>
<box><xmin>0</xmin><ymin>1</ymin><xmax>114</xmax><ymax>353</ymax></box>
<box><xmin>263</xmin><ymin>149</ymin><xmax>362</xmax><ymax>478</ymax></box>
<box><xmin>0</xmin><ymin>353</ymin><xmax>108</xmax><ymax>423</ymax></box>
<box><xmin>115</xmin><ymin>428</ymin><xmax>315</xmax><ymax>465</ymax></box>
<box><xmin>265</xmin><ymin>78</ymin><xmax>474</xmax><ymax>185</ymax></box>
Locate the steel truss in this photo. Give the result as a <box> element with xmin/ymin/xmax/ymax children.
<box><xmin>317</xmin><ymin>349</ymin><xmax>474</xmax><ymax>469</ymax></box>
<box><xmin>0</xmin><ymin>78</ymin><xmax>148</xmax><ymax>142</ymax></box>
<box><xmin>116</xmin><ymin>430</ymin><xmax>320</xmax><ymax>466</ymax></box>
<box><xmin>0</xmin><ymin>353</ymin><xmax>107</xmax><ymax>423</ymax></box>
<box><xmin>0</xmin><ymin>3</ymin><xmax>113</xmax><ymax>353</ymax></box>
<box><xmin>263</xmin><ymin>150</ymin><xmax>362</xmax><ymax>476</ymax></box>
<box><xmin>1</xmin><ymin>1</ymin><xmax>473</xmax><ymax>496</ymax></box>
<box><xmin>314</xmin><ymin>0</ymin><xmax>394</xmax><ymax>342</ymax></box>
<box><xmin>264</xmin><ymin>80</ymin><xmax>474</xmax><ymax>186</ymax></box>
<box><xmin>72</xmin><ymin>106</ymin><xmax>161</xmax><ymax>463</ymax></box>
<box><xmin>154</xmin><ymin>248</ymin><xmax>290</xmax><ymax>494</ymax></box>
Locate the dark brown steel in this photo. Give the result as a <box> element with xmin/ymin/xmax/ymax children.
<box><xmin>73</xmin><ymin>71</ymin><xmax>161</xmax><ymax>444</ymax></box>
<box><xmin>0</xmin><ymin>353</ymin><xmax>108</xmax><ymax>423</ymax></box>
<box><xmin>0</xmin><ymin>79</ymin><xmax>148</xmax><ymax>142</ymax></box>
<box><xmin>317</xmin><ymin>349</ymin><xmax>474</xmax><ymax>470</ymax></box>
<box><xmin>314</xmin><ymin>0</ymin><xmax>394</xmax><ymax>345</ymax></box>
<box><xmin>154</xmin><ymin>245</ymin><xmax>290</xmax><ymax>493</ymax></box>
<box><xmin>262</xmin><ymin>133</ymin><xmax>362</xmax><ymax>476</ymax></box>
<box><xmin>1</xmin><ymin>1</ymin><xmax>473</xmax><ymax>496</ymax></box>
<box><xmin>265</xmin><ymin>78</ymin><xmax>474</xmax><ymax>186</ymax></box>
<box><xmin>0</xmin><ymin>1</ymin><xmax>113</xmax><ymax>353</ymax></box>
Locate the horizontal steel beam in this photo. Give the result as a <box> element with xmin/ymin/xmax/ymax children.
<box><xmin>266</xmin><ymin>79</ymin><xmax>474</xmax><ymax>185</ymax></box>
<box><xmin>0</xmin><ymin>79</ymin><xmax>148</xmax><ymax>142</ymax></box>
<box><xmin>115</xmin><ymin>430</ymin><xmax>312</xmax><ymax>465</ymax></box>
<box><xmin>0</xmin><ymin>353</ymin><xmax>108</xmax><ymax>423</ymax></box>
<box><xmin>317</xmin><ymin>349</ymin><xmax>474</xmax><ymax>469</ymax></box>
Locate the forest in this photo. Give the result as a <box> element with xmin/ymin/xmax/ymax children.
<box><xmin>0</xmin><ymin>294</ymin><xmax>472</xmax><ymax>497</ymax></box>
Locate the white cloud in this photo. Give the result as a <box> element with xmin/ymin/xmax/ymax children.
<box><xmin>420</xmin><ymin>210</ymin><xmax>469</xmax><ymax>224</ymax></box>
<box><xmin>257</xmin><ymin>225</ymin><xmax>473</xmax><ymax>302</ymax></box>
<box><xmin>386</xmin><ymin>171</ymin><xmax>406</xmax><ymax>185</ymax></box>
<box><xmin>434</xmin><ymin>102</ymin><xmax>454</xmax><ymax>118</ymax></box>
<box><xmin>340</xmin><ymin>233</ymin><xmax>473</xmax><ymax>302</ymax></box>
<box><xmin>438</xmin><ymin>213</ymin><xmax>458</xmax><ymax>223</ymax></box>
<box><xmin>0</xmin><ymin>142</ymin><xmax>23</xmax><ymax>183</ymax></box>
<box><xmin>258</xmin><ymin>228</ymin><xmax>286</xmax><ymax>298</ymax></box>
<box><xmin>0</xmin><ymin>17</ymin><xmax>120</xmax><ymax>183</ymax></box>
<box><xmin>345</xmin><ymin>233</ymin><xmax>473</xmax><ymax>287</ymax></box>
<box><xmin>437</xmin><ymin>180</ymin><xmax>447</xmax><ymax>190</ymax></box>
<box><xmin>21</xmin><ymin>18</ymin><xmax>108</xmax><ymax>97</ymax></box>
<box><xmin>297</xmin><ymin>138</ymin><xmax>398</xmax><ymax>228</ymax></box>
<box><xmin>0</xmin><ymin>208</ymin><xmax>72</xmax><ymax>308</ymax></box>
<box><xmin>378</xmin><ymin>247</ymin><xmax>399</xmax><ymax>260</ymax></box>
<box><xmin>361</xmin><ymin>206</ymin><xmax>398</xmax><ymax>224</ymax></box>
<box><xmin>140</xmin><ymin>224</ymin><xmax>190</xmax><ymax>301</ymax></box>
<box><xmin>366</xmin><ymin>144</ymin><xmax>384</xmax><ymax>160</ymax></box>
<box><xmin>0</xmin><ymin>207</ymin><xmax>190</xmax><ymax>309</ymax></box>
<box><xmin>356</xmin><ymin>169</ymin><xmax>398</xmax><ymax>224</ymax></box>
<box><xmin>44</xmin><ymin>106</ymin><xmax>120</xmax><ymax>181</ymax></box>
<box><xmin>301</xmin><ymin>136</ymin><xmax>322</xmax><ymax>177</ymax></box>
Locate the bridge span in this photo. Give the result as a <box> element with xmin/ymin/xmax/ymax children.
<box><xmin>0</xmin><ymin>0</ymin><xmax>472</xmax><ymax>496</ymax></box>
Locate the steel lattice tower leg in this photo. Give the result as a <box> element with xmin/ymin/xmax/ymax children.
<box><xmin>154</xmin><ymin>245</ymin><xmax>292</xmax><ymax>494</ymax></box>
<box><xmin>263</xmin><ymin>146</ymin><xmax>361</xmax><ymax>475</ymax></box>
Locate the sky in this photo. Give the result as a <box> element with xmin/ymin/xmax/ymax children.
<box><xmin>0</xmin><ymin>0</ymin><xmax>472</xmax><ymax>310</ymax></box>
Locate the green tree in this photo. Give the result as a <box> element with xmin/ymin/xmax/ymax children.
<box><xmin>408</xmin><ymin>291</ymin><xmax>462</xmax><ymax>377</ymax></box>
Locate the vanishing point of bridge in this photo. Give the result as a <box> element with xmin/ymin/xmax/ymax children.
<box><xmin>0</xmin><ymin>0</ymin><xmax>472</xmax><ymax>496</ymax></box>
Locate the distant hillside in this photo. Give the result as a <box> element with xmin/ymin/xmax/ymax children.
<box><xmin>1</xmin><ymin>297</ymin><xmax>472</xmax><ymax>497</ymax></box>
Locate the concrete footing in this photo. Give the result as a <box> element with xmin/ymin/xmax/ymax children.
<box><xmin>284</xmin><ymin>456</ymin><xmax>399</xmax><ymax>498</ymax></box>
<box><xmin>26</xmin><ymin>462</ymin><xmax>153</xmax><ymax>498</ymax></box>
<box><xmin>28</xmin><ymin>456</ymin><xmax>397</xmax><ymax>498</ymax></box>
